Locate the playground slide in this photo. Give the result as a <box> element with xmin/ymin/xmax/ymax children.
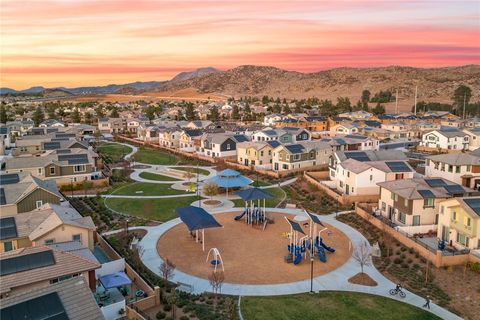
<box><xmin>316</xmin><ymin>244</ymin><xmax>327</xmax><ymax>263</ymax></box>
<box><xmin>293</xmin><ymin>253</ymin><xmax>302</xmax><ymax>265</ymax></box>
<box><xmin>320</xmin><ymin>238</ymin><xmax>335</xmax><ymax>253</ymax></box>
<box><xmin>234</xmin><ymin>210</ymin><xmax>247</xmax><ymax>221</ymax></box>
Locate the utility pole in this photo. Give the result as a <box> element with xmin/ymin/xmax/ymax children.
<box><xmin>395</xmin><ymin>89</ymin><xmax>399</xmax><ymax>114</ymax></box>
<box><xmin>463</xmin><ymin>92</ymin><xmax>467</xmax><ymax>120</ymax></box>
<box><xmin>413</xmin><ymin>85</ymin><xmax>418</xmax><ymax>115</ymax></box>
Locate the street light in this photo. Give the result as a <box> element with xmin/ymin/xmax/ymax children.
<box><xmin>310</xmin><ymin>254</ymin><xmax>315</xmax><ymax>293</ymax></box>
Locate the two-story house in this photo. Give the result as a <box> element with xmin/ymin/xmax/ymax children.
<box><xmin>272</xmin><ymin>141</ymin><xmax>332</xmax><ymax>171</ymax></box>
<box><xmin>200</xmin><ymin>133</ymin><xmax>249</xmax><ymax>158</ymax></box>
<box><xmin>179</xmin><ymin>129</ymin><xmax>203</xmax><ymax>152</ymax></box>
<box><xmin>158</xmin><ymin>127</ymin><xmax>182</xmax><ymax>149</ymax></box>
<box><xmin>329</xmin><ymin>124</ymin><xmax>360</xmax><ymax>136</ymax></box>
<box><xmin>377</xmin><ymin>178</ymin><xmax>474</xmax><ymax>227</ymax></box>
<box><xmin>421</xmin><ymin>128</ymin><xmax>469</xmax><ymax>151</ymax></box>
<box><xmin>425</xmin><ymin>152</ymin><xmax>480</xmax><ymax>189</ymax></box>
<box><xmin>438</xmin><ymin>197</ymin><xmax>480</xmax><ymax>250</ymax></box>
<box><xmin>463</xmin><ymin>127</ymin><xmax>480</xmax><ymax>151</ymax></box>
<box><xmin>237</xmin><ymin>141</ymin><xmax>278</xmax><ymax>170</ymax></box>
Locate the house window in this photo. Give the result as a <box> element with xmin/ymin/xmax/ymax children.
<box><xmin>391</xmin><ymin>193</ymin><xmax>398</xmax><ymax>201</ymax></box>
<box><xmin>413</xmin><ymin>215</ymin><xmax>421</xmax><ymax>226</ymax></box>
<box><xmin>452</xmin><ymin>211</ymin><xmax>457</xmax><ymax>221</ymax></box>
<box><xmin>465</xmin><ymin>217</ymin><xmax>471</xmax><ymax>228</ymax></box>
<box><xmin>226</xmin><ymin>143</ymin><xmax>231</xmax><ymax>150</ymax></box>
<box><xmin>369</xmin><ymin>175</ymin><xmax>373</xmax><ymax>181</ymax></box>
<box><xmin>50</xmin><ymin>167</ymin><xmax>55</xmax><ymax>175</ymax></box>
<box><xmin>456</xmin><ymin>233</ymin><xmax>469</xmax><ymax>247</ymax></box>
<box><xmin>404</xmin><ymin>199</ymin><xmax>408</xmax><ymax>207</ymax></box>
<box><xmin>45</xmin><ymin>239</ymin><xmax>54</xmax><ymax>245</ymax></box>
<box><xmin>3</xmin><ymin>241</ymin><xmax>13</xmax><ymax>252</ymax></box>
<box><xmin>38</xmin><ymin>168</ymin><xmax>42</xmax><ymax>174</ymax></box>
<box><xmin>293</xmin><ymin>154</ymin><xmax>300</xmax><ymax>161</ymax></box>
<box><xmin>74</xmin><ymin>165</ymin><xmax>86</xmax><ymax>172</ymax></box>
<box><xmin>398</xmin><ymin>212</ymin><xmax>406</xmax><ymax>224</ymax></box>
<box><xmin>455</xmin><ymin>166</ymin><xmax>460</xmax><ymax>173</ymax></box>
<box><xmin>72</xmin><ymin>234</ymin><xmax>81</xmax><ymax>242</ymax></box>
<box><xmin>351</xmin><ymin>187</ymin><xmax>354</xmax><ymax>193</ymax></box>
<box><xmin>381</xmin><ymin>202</ymin><xmax>386</xmax><ymax>211</ymax></box>
<box><xmin>448</xmin><ymin>165</ymin><xmax>453</xmax><ymax>173</ymax></box>
<box><xmin>440</xmin><ymin>206</ymin><xmax>444</xmax><ymax>214</ymax></box>
<box><xmin>260</xmin><ymin>151</ymin><xmax>264</xmax><ymax>156</ymax></box>
<box><xmin>36</xmin><ymin>200</ymin><xmax>43</xmax><ymax>208</ymax></box>
<box><xmin>424</xmin><ymin>198</ymin><xmax>434</xmax><ymax>207</ymax></box>
<box><xmin>466</xmin><ymin>165</ymin><xmax>471</xmax><ymax>172</ymax></box>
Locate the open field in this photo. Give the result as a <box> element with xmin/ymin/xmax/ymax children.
<box><xmin>110</xmin><ymin>182</ymin><xmax>192</xmax><ymax>196</ymax></box>
<box><xmin>97</xmin><ymin>143</ymin><xmax>132</xmax><ymax>162</ymax></box>
<box><xmin>105</xmin><ymin>196</ymin><xmax>200</xmax><ymax>221</ymax></box>
<box><xmin>133</xmin><ymin>147</ymin><xmax>177</xmax><ymax>165</ymax></box>
<box><xmin>157</xmin><ymin>212</ymin><xmax>351</xmax><ymax>284</ymax></box>
<box><xmin>241</xmin><ymin>292</ymin><xmax>440</xmax><ymax>320</ymax></box>
<box><xmin>138</xmin><ymin>171</ymin><xmax>181</xmax><ymax>181</ymax></box>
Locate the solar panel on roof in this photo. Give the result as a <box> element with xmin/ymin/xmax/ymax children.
<box><xmin>444</xmin><ymin>185</ymin><xmax>465</xmax><ymax>194</ymax></box>
<box><xmin>464</xmin><ymin>198</ymin><xmax>480</xmax><ymax>216</ymax></box>
<box><xmin>336</xmin><ymin>139</ymin><xmax>347</xmax><ymax>145</ymax></box>
<box><xmin>51</xmin><ymin>137</ymin><xmax>69</xmax><ymax>141</ymax></box>
<box><xmin>386</xmin><ymin>161</ymin><xmax>411</xmax><ymax>172</ymax></box>
<box><xmin>0</xmin><ymin>250</ymin><xmax>56</xmax><ymax>276</ymax></box>
<box><xmin>344</xmin><ymin>152</ymin><xmax>370</xmax><ymax>162</ymax></box>
<box><xmin>0</xmin><ymin>217</ymin><xmax>17</xmax><ymax>240</ymax></box>
<box><xmin>43</xmin><ymin>142</ymin><xmax>61</xmax><ymax>150</ymax></box>
<box><xmin>425</xmin><ymin>179</ymin><xmax>447</xmax><ymax>187</ymax></box>
<box><xmin>0</xmin><ymin>174</ymin><xmax>20</xmax><ymax>185</ymax></box>
<box><xmin>418</xmin><ymin>190</ymin><xmax>435</xmax><ymax>199</ymax></box>
<box><xmin>266</xmin><ymin>140</ymin><xmax>281</xmax><ymax>148</ymax></box>
<box><xmin>0</xmin><ymin>292</ymin><xmax>68</xmax><ymax>320</ymax></box>
<box><xmin>285</xmin><ymin>144</ymin><xmax>304</xmax><ymax>153</ymax></box>
<box><xmin>56</xmin><ymin>149</ymin><xmax>71</xmax><ymax>154</ymax></box>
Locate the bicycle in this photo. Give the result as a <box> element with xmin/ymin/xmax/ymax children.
<box><xmin>389</xmin><ymin>287</ymin><xmax>406</xmax><ymax>298</ymax></box>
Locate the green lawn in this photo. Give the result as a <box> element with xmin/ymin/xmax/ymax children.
<box><xmin>241</xmin><ymin>292</ymin><xmax>440</xmax><ymax>320</ymax></box>
<box><xmin>110</xmin><ymin>182</ymin><xmax>191</xmax><ymax>196</ymax></box>
<box><xmin>97</xmin><ymin>143</ymin><xmax>132</xmax><ymax>162</ymax></box>
<box><xmin>232</xmin><ymin>187</ymin><xmax>285</xmax><ymax>208</ymax></box>
<box><xmin>138</xmin><ymin>171</ymin><xmax>181</xmax><ymax>181</ymax></box>
<box><xmin>133</xmin><ymin>147</ymin><xmax>177</xmax><ymax>165</ymax></box>
<box><xmin>170</xmin><ymin>166</ymin><xmax>211</xmax><ymax>176</ymax></box>
<box><xmin>105</xmin><ymin>196</ymin><xmax>201</xmax><ymax>221</ymax></box>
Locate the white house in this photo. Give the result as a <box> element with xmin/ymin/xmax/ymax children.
<box><xmin>329</xmin><ymin>124</ymin><xmax>360</xmax><ymax>136</ymax></box>
<box><xmin>263</xmin><ymin>114</ymin><xmax>283</xmax><ymax>126</ymax></box>
<box><xmin>421</xmin><ymin>128</ymin><xmax>469</xmax><ymax>151</ymax></box>
<box><xmin>425</xmin><ymin>152</ymin><xmax>480</xmax><ymax>189</ymax></box>
<box><xmin>463</xmin><ymin>128</ymin><xmax>480</xmax><ymax>151</ymax></box>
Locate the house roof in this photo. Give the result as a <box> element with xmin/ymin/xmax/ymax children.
<box><xmin>2</xmin><ymin>203</ymin><xmax>95</xmax><ymax>241</ymax></box>
<box><xmin>377</xmin><ymin>178</ymin><xmax>473</xmax><ymax>200</ymax></box>
<box><xmin>5</xmin><ymin>148</ymin><xmax>97</xmax><ymax>170</ymax></box>
<box><xmin>336</xmin><ymin>150</ymin><xmax>407</xmax><ymax>162</ymax></box>
<box><xmin>427</xmin><ymin>152</ymin><xmax>480</xmax><ymax>166</ymax></box>
<box><xmin>0</xmin><ymin>277</ymin><xmax>104</xmax><ymax>320</ymax></box>
<box><xmin>0</xmin><ymin>175</ymin><xmax>62</xmax><ymax>206</ymax></box>
<box><xmin>0</xmin><ymin>246</ymin><xmax>100</xmax><ymax>294</ymax></box>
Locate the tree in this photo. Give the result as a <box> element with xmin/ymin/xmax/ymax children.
<box><xmin>361</xmin><ymin>89</ymin><xmax>371</xmax><ymax>103</ymax></box>
<box><xmin>452</xmin><ymin>85</ymin><xmax>472</xmax><ymax>116</ymax></box>
<box><xmin>110</xmin><ymin>107</ymin><xmax>119</xmax><ymax>118</ymax></box>
<box><xmin>145</xmin><ymin>105</ymin><xmax>156</xmax><ymax>122</ymax></box>
<box><xmin>185</xmin><ymin>103</ymin><xmax>197</xmax><ymax>120</ymax></box>
<box><xmin>353</xmin><ymin>100</ymin><xmax>363</xmax><ymax>111</ymax></box>
<box><xmin>208</xmin><ymin>271</ymin><xmax>225</xmax><ymax>296</ymax></box>
<box><xmin>371</xmin><ymin>102</ymin><xmax>386</xmax><ymax>115</ymax></box>
<box><xmin>45</xmin><ymin>102</ymin><xmax>57</xmax><ymax>119</ymax></box>
<box><xmin>95</xmin><ymin>105</ymin><xmax>105</xmax><ymax>118</ymax></box>
<box><xmin>159</xmin><ymin>259</ymin><xmax>176</xmax><ymax>282</ymax></box>
<box><xmin>352</xmin><ymin>241</ymin><xmax>372</xmax><ymax>273</ymax></box>
<box><xmin>336</xmin><ymin>97</ymin><xmax>352</xmax><ymax>113</ymax></box>
<box><xmin>33</xmin><ymin>106</ymin><xmax>45</xmax><ymax>126</ymax></box>
<box><xmin>371</xmin><ymin>90</ymin><xmax>394</xmax><ymax>103</ymax></box>
<box><xmin>283</xmin><ymin>104</ymin><xmax>292</xmax><ymax>115</ymax></box>
<box><xmin>231</xmin><ymin>105</ymin><xmax>240</xmax><ymax>120</ymax></box>
<box><xmin>15</xmin><ymin>106</ymin><xmax>25</xmax><ymax>116</ymax></box>
<box><xmin>176</xmin><ymin>109</ymin><xmax>183</xmax><ymax>120</ymax></box>
<box><xmin>208</xmin><ymin>106</ymin><xmax>220</xmax><ymax>121</ymax></box>
<box><xmin>0</xmin><ymin>104</ymin><xmax>7</xmax><ymax>124</ymax></box>
<box><xmin>203</xmin><ymin>182</ymin><xmax>219</xmax><ymax>199</ymax></box>
<box><xmin>183</xmin><ymin>169</ymin><xmax>195</xmax><ymax>183</ymax></box>
<box><xmin>244</xmin><ymin>103</ymin><xmax>251</xmax><ymax>114</ymax></box>
<box><xmin>84</xmin><ymin>112</ymin><xmax>93</xmax><ymax>124</ymax></box>
<box><xmin>166</xmin><ymin>291</ymin><xmax>179</xmax><ymax>319</ymax></box>
<box><xmin>71</xmin><ymin>108</ymin><xmax>81</xmax><ymax>123</ymax></box>
<box><xmin>262</xmin><ymin>95</ymin><xmax>270</xmax><ymax>105</ymax></box>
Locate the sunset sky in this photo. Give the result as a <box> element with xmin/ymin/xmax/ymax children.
<box><xmin>1</xmin><ymin>0</ymin><xmax>479</xmax><ymax>89</ymax></box>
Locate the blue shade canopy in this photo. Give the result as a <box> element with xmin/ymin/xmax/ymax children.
<box><xmin>207</xmin><ymin>170</ymin><xmax>253</xmax><ymax>188</ymax></box>
<box><xmin>285</xmin><ymin>218</ymin><xmax>306</xmax><ymax>235</ymax></box>
<box><xmin>176</xmin><ymin>206</ymin><xmax>222</xmax><ymax>231</ymax></box>
<box><xmin>99</xmin><ymin>271</ymin><xmax>132</xmax><ymax>289</ymax></box>
<box><xmin>235</xmin><ymin>187</ymin><xmax>273</xmax><ymax>201</ymax></box>
<box><xmin>304</xmin><ymin>210</ymin><xmax>325</xmax><ymax>226</ymax></box>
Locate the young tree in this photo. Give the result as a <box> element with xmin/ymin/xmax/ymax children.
<box><xmin>208</xmin><ymin>271</ymin><xmax>225</xmax><ymax>296</ymax></box>
<box><xmin>33</xmin><ymin>106</ymin><xmax>45</xmax><ymax>126</ymax></box>
<box><xmin>166</xmin><ymin>291</ymin><xmax>179</xmax><ymax>319</ymax></box>
<box><xmin>352</xmin><ymin>241</ymin><xmax>372</xmax><ymax>274</ymax></box>
<box><xmin>231</xmin><ymin>105</ymin><xmax>240</xmax><ymax>120</ymax></box>
<box><xmin>183</xmin><ymin>169</ymin><xmax>195</xmax><ymax>183</ymax></box>
<box><xmin>371</xmin><ymin>102</ymin><xmax>386</xmax><ymax>115</ymax></box>
<box><xmin>203</xmin><ymin>182</ymin><xmax>219</xmax><ymax>199</ymax></box>
<box><xmin>159</xmin><ymin>259</ymin><xmax>176</xmax><ymax>282</ymax></box>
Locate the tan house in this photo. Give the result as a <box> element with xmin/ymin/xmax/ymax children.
<box><xmin>272</xmin><ymin>141</ymin><xmax>332</xmax><ymax>171</ymax></box>
<box><xmin>0</xmin><ymin>174</ymin><xmax>62</xmax><ymax>216</ymax></box>
<box><xmin>0</xmin><ymin>203</ymin><xmax>96</xmax><ymax>252</ymax></box>
<box><xmin>0</xmin><ymin>246</ymin><xmax>100</xmax><ymax>297</ymax></box>
<box><xmin>438</xmin><ymin>197</ymin><xmax>480</xmax><ymax>250</ymax></box>
<box><xmin>237</xmin><ymin>141</ymin><xmax>276</xmax><ymax>170</ymax></box>
<box><xmin>3</xmin><ymin>149</ymin><xmax>102</xmax><ymax>186</ymax></box>
<box><xmin>158</xmin><ymin>128</ymin><xmax>182</xmax><ymax>148</ymax></box>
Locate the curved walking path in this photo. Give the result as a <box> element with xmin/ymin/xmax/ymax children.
<box><xmin>137</xmin><ymin>208</ymin><xmax>460</xmax><ymax>320</ymax></box>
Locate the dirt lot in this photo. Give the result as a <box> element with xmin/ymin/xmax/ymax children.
<box><xmin>157</xmin><ymin>211</ymin><xmax>352</xmax><ymax>284</ymax></box>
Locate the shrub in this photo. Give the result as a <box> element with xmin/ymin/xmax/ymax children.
<box><xmin>401</xmin><ymin>263</ymin><xmax>409</xmax><ymax>268</ymax></box>
<box><xmin>469</xmin><ymin>262</ymin><xmax>480</xmax><ymax>274</ymax></box>
<box><xmin>400</xmin><ymin>254</ymin><xmax>406</xmax><ymax>259</ymax></box>
<box><xmin>400</xmin><ymin>247</ymin><xmax>407</xmax><ymax>252</ymax></box>
<box><xmin>180</xmin><ymin>316</ymin><xmax>189</xmax><ymax>320</ymax></box>
<box><xmin>407</xmin><ymin>258</ymin><xmax>413</xmax><ymax>264</ymax></box>
<box><xmin>163</xmin><ymin>304</ymin><xmax>172</xmax><ymax>312</ymax></box>
<box><xmin>394</xmin><ymin>258</ymin><xmax>403</xmax><ymax>264</ymax></box>
<box><xmin>156</xmin><ymin>311</ymin><xmax>166</xmax><ymax>319</ymax></box>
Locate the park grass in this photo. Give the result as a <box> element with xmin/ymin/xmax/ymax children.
<box><xmin>110</xmin><ymin>182</ymin><xmax>191</xmax><ymax>196</ymax></box>
<box><xmin>97</xmin><ymin>143</ymin><xmax>132</xmax><ymax>162</ymax></box>
<box><xmin>138</xmin><ymin>171</ymin><xmax>181</xmax><ymax>181</ymax></box>
<box><xmin>170</xmin><ymin>166</ymin><xmax>211</xmax><ymax>176</ymax></box>
<box><xmin>133</xmin><ymin>147</ymin><xmax>177</xmax><ymax>165</ymax></box>
<box><xmin>241</xmin><ymin>292</ymin><xmax>441</xmax><ymax>320</ymax></box>
<box><xmin>232</xmin><ymin>187</ymin><xmax>285</xmax><ymax>208</ymax></box>
<box><xmin>105</xmin><ymin>196</ymin><xmax>201</xmax><ymax>221</ymax></box>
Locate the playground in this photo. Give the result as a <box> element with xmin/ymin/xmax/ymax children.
<box><xmin>156</xmin><ymin>211</ymin><xmax>352</xmax><ymax>284</ymax></box>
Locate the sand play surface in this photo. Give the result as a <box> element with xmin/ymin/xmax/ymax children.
<box><xmin>157</xmin><ymin>212</ymin><xmax>352</xmax><ymax>284</ymax></box>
